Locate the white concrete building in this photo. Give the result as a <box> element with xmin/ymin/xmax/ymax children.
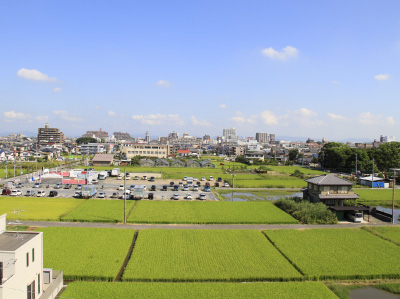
<box><xmin>0</xmin><ymin>214</ymin><xmax>63</xmax><ymax>299</ymax></box>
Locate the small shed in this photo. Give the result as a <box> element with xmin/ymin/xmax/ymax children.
<box><xmin>171</xmin><ymin>159</ymin><xmax>185</xmax><ymax>167</ymax></box>
<box><xmin>359</xmin><ymin>176</ymin><xmax>389</xmax><ymax>188</ymax></box>
<box><xmin>186</xmin><ymin>160</ymin><xmax>200</xmax><ymax>168</ymax></box>
<box><xmin>140</xmin><ymin>158</ymin><xmax>155</xmax><ymax>167</ymax></box>
<box><xmin>200</xmin><ymin>160</ymin><xmax>216</xmax><ymax>168</ymax></box>
<box><xmin>155</xmin><ymin>158</ymin><xmax>170</xmax><ymax>167</ymax></box>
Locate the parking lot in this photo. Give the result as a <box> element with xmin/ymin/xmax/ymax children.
<box><xmin>2</xmin><ymin>177</ymin><xmax>222</xmax><ymax>201</ymax></box>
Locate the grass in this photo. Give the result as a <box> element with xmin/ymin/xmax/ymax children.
<box><xmin>92</xmin><ymin>166</ymin><xmax>224</xmax><ymax>174</ymax></box>
<box><xmin>355</xmin><ymin>189</ymin><xmax>400</xmax><ymax>207</ymax></box>
<box><xmin>264</xmin><ymin>228</ymin><xmax>400</xmax><ymax>280</ymax></box>
<box><xmin>123</xmin><ymin>229</ymin><xmax>303</xmax><ymax>281</ymax></box>
<box><xmin>61</xmin><ymin>199</ymin><xmax>136</xmax><ymax>223</ymax></box>
<box><xmin>248</xmin><ymin>165</ymin><xmax>326</xmax><ymax>175</ymax></box>
<box><xmin>225</xmin><ymin>178</ymin><xmax>306</xmax><ymax>188</ymax></box>
<box><xmin>0</xmin><ymin>197</ymin><xmax>84</xmax><ymax>221</ymax></box>
<box><xmin>37</xmin><ymin>227</ymin><xmax>135</xmax><ymax>281</ymax></box>
<box><xmin>128</xmin><ymin>201</ymin><xmax>298</xmax><ymax>224</ymax></box>
<box><xmin>361</xmin><ymin>226</ymin><xmax>400</xmax><ymax>246</ymax></box>
<box><xmin>62</xmin><ymin>281</ymin><xmax>337</xmax><ymax>299</ymax></box>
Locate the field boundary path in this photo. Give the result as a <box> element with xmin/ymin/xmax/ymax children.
<box><xmin>22</xmin><ymin>221</ymin><xmax>400</xmax><ymax>230</ymax></box>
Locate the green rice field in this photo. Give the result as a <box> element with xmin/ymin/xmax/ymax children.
<box><xmin>62</xmin><ymin>281</ymin><xmax>337</xmax><ymax>299</ymax></box>
<box><xmin>226</xmin><ymin>178</ymin><xmax>306</xmax><ymax>188</ymax></box>
<box><xmin>355</xmin><ymin>189</ymin><xmax>400</xmax><ymax>207</ymax></box>
<box><xmin>128</xmin><ymin>201</ymin><xmax>298</xmax><ymax>224</ymax></box>
<box><xmin>0</xmin><ymin>197</ymin><xmax>83</xmax><ymax>221</ymax></box>
<box><xmin>37</xmin><ymin>227</ymin><xmax>135</xmax><ymax>280</ymax></box>
<box><xmin>362</xmin><ymin>226</ymin><xmax>400</xmax><ymax>246</ymax></box>
<box><xmin>123</xmin><ymin>229</ymin><xmax>303</xmax><ymax>281</ymax></box>
<box><xmin>61</xmin><ymin>199</ymin><xmax>136</xmax><ymax>223</ymax></box>
<box><xmin>264</xmin><ymin>228</ymin><xmax>400</xmax><ymax>280</ymax></box>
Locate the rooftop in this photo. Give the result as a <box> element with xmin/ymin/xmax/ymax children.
<box><xmin>0</xmin><ymin>232</ymin><xmax>40</xmax><ymax>251</ymax></box>
<box><xmin>305</xmin><ymin>174</ymin><xmax>354</xmax><ymax>186</ymax></box>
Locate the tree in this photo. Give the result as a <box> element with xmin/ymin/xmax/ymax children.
<box><xmin>375</xmin><ymin>142</ymin><xmax>400</xmax><ymax>172</ymax></box>
<box><xmin>288</xmin><ymin>149</ymin><xmax>299</xmax><ymax>161</ymax></box>
<box><xmin>76</xmin><ymin>137</ymin><xmax>97</xmax><ymax>144</ymax></box>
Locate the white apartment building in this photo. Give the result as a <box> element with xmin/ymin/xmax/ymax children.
<box><xmin>121</xmin><ymin>143</ymin><xmax>170</xmax><ymax>159</ymax></box>
<box><xmin>0</xmin><ymin>214</ymin><xmax>63</xmax><ymax>299</ymax></box>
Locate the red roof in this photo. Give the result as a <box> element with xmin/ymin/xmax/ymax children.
<box><xmin>178</xmin><ymin>150</ymin><xmax>190</xmax><ymax>154</ymax></box>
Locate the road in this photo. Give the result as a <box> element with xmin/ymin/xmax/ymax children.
<box><xmin>22</xmin><ymin>220</ymin><xmax>400</xmax><ymax>230</ymax></box>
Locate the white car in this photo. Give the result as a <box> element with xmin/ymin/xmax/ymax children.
<box><xmin>125</xmin><ymin>173</ymin><xmax>131</xmax><ymax>180</ymax></box>
<box><xmin>74</xmin><ymin>191</ymin><xmax>82</xmax><ymax>198</ymax></box>
<box><xmin>193</xmin><ymin>177</ymin><xmax>198</xmax><ymax>181</ymax></box>
<box><xmin>224</xmin><ymin>182</ymin><xmax>230</xmax><ymax>187</ymax></box>
<box><xmin>142</xmin><ymin>175</ymin><xmax>147</xmax><ymax>180</ymax></box>
<box><xmin>193</xmin><ymin>186</ymin><xmax>199</xmax><ymax>191</ymax></box>
<box><xmin>33</xmin><ymin>182</ymin><xmax>41</xmax><ymax>188</ymax></box>
<box><xmin>25</xmin><ymin>190</ymin><xmax>35</xmax><ymax>197</ymax></box>
<box><xmin>97</xmin><ymin>192</ymin><xmax>106</xmax><ymax>198</ymax></box>
<box><xmin>134</xmin><ymin>176</ymin><xmax>139</xmax><ymax>180</ymax></box>
<box><xmin>124</xmin><ymin>189</ymin><xmax>131</xmax><ymax>195</ymax></box>
<box><xmin>172</xmin><ymin>193</ymin><xmax>179</xmax><ymax>200</ymax></box>
<box><xmin>199</xmin><ymin>193</ymin><xmax>206</xmax><ymax>200</ymax></box>
<box><xmin>118</xmin><ymin>185</ymin><xmax>124</xmax><ymax>191</ymax></box>
<box><xmin>209</xmin><ymin>176</ymin><xmax>214</xmax><ymax>181</ymax></box>
<box><xmin>37</xmin><ymin>190</ymin><xmax>46</xmax><ymax>197</ymax></box>
<box><xmin>185</xmin><ymin>193</ymin><xmax>192</xmax><ymax>200</ymax></box>
<box><xmin>183</xmin><ymin>176</ymin><xmax>187</xmax><ymax>181</ymax></box>
<box><xmin>348</xmin><ymin>212</ymin><xmax>363</xmax><ymax>223</ymax></box>
<box><xmin>75</xmin><ymin>184</ymin><xmax>82</xmax><ymax>190</ymax></box>
<box><xmin>117</xmin><ymin>175</ymin><xmax>122</xmax><ymax>180</ymax></box>
<box><xmin>201</xmin><ymin>177</ymin><xmax>206</xmax><ymax>181</ymax></box>
<box><xmin>10</xmin><ymin>190</ymin><xmax>22</xmax><ymax>196</ymax></box>
<box><xmin>143</xmin><ymin>185</ymin><xmax>147</xmax><ymax>191</ymax></box>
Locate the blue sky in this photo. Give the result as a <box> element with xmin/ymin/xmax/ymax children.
<box><xmin>1</xmin><ymin>0</ymin><xmax>399</xmax><ymax>140</ymax></box>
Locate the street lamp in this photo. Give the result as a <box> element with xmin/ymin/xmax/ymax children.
<box><xmin>389</xmin><ymin>168</ymin><xmax>400</xmax><ymax>224</ymax></box>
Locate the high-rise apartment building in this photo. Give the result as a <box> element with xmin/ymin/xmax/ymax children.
<box><xmin>113</xmin><ymin>132</ymin><xmax>132</xmax><ymax>140</ymax></box>
<box><xmin>37</xmin><ymin>123</ymin><xmax>65</xmax><ymax>145</ymax></box>
<box><xmin>255</xmin><ymin>132</ymin><xmax>269</xmax><ymax>143</ymax></box>
<box><xmin>82</xmin><ymin>128</ymin><xmax>109</xmax><ymax>139</ymax></box>
<box><xmin>223</xmin><ymin>128</ymin><xmax>237</xmax><ymax>142</ymax></box>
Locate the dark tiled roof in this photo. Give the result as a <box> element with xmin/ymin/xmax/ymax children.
<box><xmin>305</xmin><ymin>174</ymin><xmax>354</xmax><ymax>186</ymax></box>
<box><xmin>0</xmin><ymin>232</ymin><xmax>40</xmax><ymax>251</ymax></box>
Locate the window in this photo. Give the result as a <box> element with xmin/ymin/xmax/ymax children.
<box><xmin>26</xmin><ymin>252</ymin><xmax>29</xmax><ymax>267</ymax></box>
<box><xmin>32</xmin><ymin>248</ymin><xmax>35</xmax><ymax>262</ymax></box>
<box><xmin>27</xmin><ymin>280</ymin><xmax>35</xmax><ymax>299</ymax></box>
<box><xmin>0</xmin><ymin>262</ymin><xmax>3</xmax><ymax>285</ymax></box>
<box><xmin>38</xmin><ymin>274</ymin><xmax>40</xmax><ymax>294</ymax></box>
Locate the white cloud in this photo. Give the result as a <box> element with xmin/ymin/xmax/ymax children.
<box><xmin>294</xmin><ymin>108</ymin><xmax>317</xmax><ymax>117</ymax></box>
<box><xmin>261</xmin><ymin>46</ymin><xmax>299</xmax><ymax>61</ymax></box>
<box><xmin>219</xmin><ymin>104</ymin><xmax>227</xmax><ymax>109</ymax></box>
<box><xmin>35</xmin><ymin>115</ymin><xmax>49</xmax><ymax>122</ymax></box>
<box><xmin>132</xmin><ymin>114</ymin><xmax>184</xmax><ymax>126</ymax></box>
<box><xmin>4</xmin><ymin>111</ymin><xmax>31</xmax><ymax>122</ymax></box>
<box><xmin>231</xmin><ymin>115</ymin><xmax>246</xmax><ymax>123</ymax></box>
<box><xmin>52</xmin><ymin>110</ymin><xmax>83</xmax><ymax>122</ymax></box>
<box><xmin>108</xmin><ymin>111</ymin><xmax>116</xmax><ymax>117</ymax></box>
<box><xmin>52</xmin><ymin>87</ymin><xmax>62</xmax><ymax>92</ymax></box>
<box><xmin>191</xmin><ymin>116</ymin><xmax>211</xmax><ymax>126</ymax></box>
<box><xmin>328</xmin><ymin>113</ymin><xmax>345</xmax><ymax>120</ymax></box>
<box><xmin>156</xmin><ymin>80</ymin><xmax>171</xmax><ymax>87</ymax></box>
<box><xmin>260</xmin><ymin>110</ymin><xmax>279</xmax><ymax>125</ymax></box>
<box><xmin>374</xmin><ymin>74</ymin><xmax>390</xmax><ymax>81</ymax></box>
<box><xmin>17</xmin><ymin>68</ymin><xmax>57</xmax><ymax>82</ymax></box>
<box><xmin>332</xmin><ymin>80</ymin><xmax>340</xmax><ymax>85</ymax></box>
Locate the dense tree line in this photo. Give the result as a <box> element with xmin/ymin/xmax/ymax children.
<box><xmin>76</xmin><ymin>137</ymin><xmax>97</xmax><ymax>144</ymax></box>
<box><xmin>318</xmin><ymin>142</ymin><xmax>400</xmax><ymax>174</ymax></box>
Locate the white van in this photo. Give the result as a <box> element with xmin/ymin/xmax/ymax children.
<box><xmin>348</xmin><ymin>212</ymin><xmax>363</xmax><ymax>223</ymax></box>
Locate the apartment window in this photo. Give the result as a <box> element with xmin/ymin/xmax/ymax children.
<box><xmin>26</xmin><ymin>252</ymin><xmax>29</xmax><ymax>267</ymax></box>
<box><xmin>32</xmin><ymin>248</ymin><xmax>35</xmax><ymax>262</ymax></box>
<box><xmin>27</xmin><ymin>280</ymin><xmax>35</xmax><ymax>299</ymax></box>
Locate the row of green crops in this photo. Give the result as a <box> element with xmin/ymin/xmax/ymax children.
<box><xmin>127</xmin><ymin>201</ymin><xmax>298</xmax><ymax>224</ymax></box>
<box><xmin>37</xmin><ymin>227</ymin><xmax>135</xmax><ymax>281</ymax></box>
<box><xmin>223</xmin><ymin>178</ymin><xmax>306</xmax><ymax>188</ymax></box>
<box><xmin>123</xmin><ymin>229</ymin><xmax>303</xmax><ymax>281</ymax></box>
<box><xmin>355</xmin><ymin>189</ymin><xmax>400</xmax><ymax>207</ymax></box>
<box><xmin>62</xmin><ymin>281</ymin><xmax>337</xmax><ymax>299</ymax></box>
<box><xmin>361</xmin><ymin>226</ymin><xmax>400</xmax><ymax>246</ymax></box>
<box><xmin>0</xmin><ymin>197</ymin><xmax>84</xmax><ymax>221</ymax></box>
<box><xmin>264</xmin><ymin>228</ymin><xmax>400</xmax><ymax>280</ymax></box>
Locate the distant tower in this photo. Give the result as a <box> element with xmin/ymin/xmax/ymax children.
<box><xmin>145</xmin><ymin>131</ymin><xmax>150</xmax><ymax>143</ymax></box>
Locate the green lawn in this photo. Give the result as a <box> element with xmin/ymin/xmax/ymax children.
<box><xmin>362</xmin><ymin>226</ymin><xmax>400</xmax><ymax>246</ymax></box>
<box><xmin>264</xmin><ymin>228</ymin><xmax>400</xmax><ymax>280</ymax></box>
<box><xmin>247</xmin><ymin>165</ymin><xmax>326</xmax><ymax>175</ymax></box>
<box><xmin>355</xmin><ymin>189</ymin><xmax>400</xmax><ymax>207</ymax></box>
<box><xmin>123</xmin><ymin>229</ymin><xmax>303</xmax><ymax>281</ymax></box>
<box><xmin>37</xmin><ymin>227</ymin><xmax>135</xmax><ymax>280</ymax></box>
<box><xmin>63</xmin><ymin>281</ymin><xmax>337</xmax><ymax>299</ymax></box>
<box><xmin>0</xmin><ymin>197</ymin><xmax>83</xmax><ymax>221</ymax></box>
<box><xmin>128</xmin><ymin>201</ymin><xmax>298</xmax><ymax>224</ymax></box>
<box><xmin>61</xmin><ymin>199</ymin><xmax>136</xmax><ymax>223</ymax></box>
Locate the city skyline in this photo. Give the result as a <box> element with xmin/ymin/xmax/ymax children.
<box><xmin>1</xmin><ymin>1</ymin><xmax>399</xmax><ymax>139</ymax></box>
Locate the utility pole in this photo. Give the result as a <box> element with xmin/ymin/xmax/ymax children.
<box><xmin>355</xmin><ymin>153</ymin><xmax>358</xmax><ymax>177</ymax></box>
<box><xmin>124</xmin><ymin>167</ymin><xmax>127</xmax><ymax>224</ymax></box>
<box><xmin>371</xmin><ymin>158</ymin><xmax>374</xmax><ymax>188</ymax></box>
<box><xmin>389</xmin><ymin>168</ymin><xmax>399</xmax><ymax>224</ymax></box>
<box><xmin>231</xmin><ymin>158</ymin><xmax>235</xmax><ymax>201</ymax></box>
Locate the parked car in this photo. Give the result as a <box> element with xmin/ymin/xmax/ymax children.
<box><xmin>148</xmin><ymin>193</ymin><xmax>154</xmax><ymax>200</ymax></box>
<box><xmin>348</xmin><ymin>212</ymin><xmax>363</xmax><ymax>223</ymax></box>
<box><xmin>224</xmin><ymin>182</ymin><xmax>230</xmax><ymax>187</ymax></box>
<box><xmin>217</xmin><ymin>177</ymin><xmax>223</xmax><ymax>182</ymax></box>
<box><xmin>199</xmin><ymin>193</ymin><xmax>206</xmax><ymax>200</ymax></box>
<box><xmin>193</xmin><ymin>186</ymin><xmax>199</xmax><ymax>191</ymax></box>
<box><xmin>10</xmin><ymin>190</ymin><xmax>22</xmax><ymax>196</ymax></box>
<box><xmin>204</xmin><ymin>186</ymin><xmax>211</xmax><ymax>192</ymax></box>
<box><xmin>37</xmin><ymin>190</ymin><xmax>46</xmax><ymax>197</ymax></box>
<box><xmin>97</xmin><ymin>191</ymin><xmax>106</xmax><ymax>198</ymax></box>
<box><xmin>149</xmin><ymin>177</ymin><xmax>155</xmax><ymax>182</ymax></box>
<box><xmin>193</xmin><ymin>177</ymin><xmax>198</xmax><ymax>181</ymax></box>
<box><xmin>215</xmin><ymin>182</ymin><xmax>220</xmax><ymax>187</ymax></box>
<box><xmin>64</xmin><ymin>184</ymin><xmax>72</xmax><ymax>189</ymax></box>
<box><xmin>75</xmin><ymin>184</ymin><xmax>82</xmax><ymax>190</ymax></box>
<box><xmin>54</xmin><ymin>183</ymin><xmax>62</xmax><ymax>189</ymax></box>
<box><xmin>143</xmin><ymin>185</ymin><xmax>147</xmax><ymax>191</ymax></box>
<box><xmin>172</xmin><ymin>193</ymin><xmax>179</xmax><ymax>200</ymax></box>
<box><xmin>173</xmin><ymin>185</ymin><xmax>179</xmax><ymax>191</ymax></box>
<box><xmin>74</xmin><ymin>191</ymin><xmax>82</xmax><ymax>198</ymax></box>
<box><xmin>185</xmin><ymin>193</ymin><xmax>192</xmax><ymax>200</ymax></box>
<box><xmin>49</xmin><ymin>191</ymin><xmax>58</xmax><ymax>197</ymax></box>
<box><xmin>209</xmin><ymin>176</ymin><xmax>214</xmax><ymax>181</ymax></box>
<box><xmin>117</xmin><ymin>175</ymin><xmax>122</xmax><ymax>180</ymax></box>
<box><xmin>125</xmin><ymin>173</ymin><xmax>131</xmax><ymax>180</ymax></box>
<box><xmin>162</xmin><ymin>185</ymin><xmax>168</xmax><ymax>191</ymax></box>
<box><xmin>183</xmin><ymin>176</ymin><xmax>187</xmax><ymax>181</ymax></box>
<box><xmin>134</xmin><ymin>176</ymin><xmax>139</xmax><ymax>180</ymax></box>
<box><xmin>183</xmin><ymin>185</ymin><xmax>189</xmax><ymax>191</ymax></box>
<box><xmin>196</xmin><ymin>181</ymin><xmax>201</xmax><ymax>186</ymax></box>
<box><xmin>91</xmin><ymin>179</ymin><xmax>98</xmax><ymax>184</ymax></box>
<box><xmin>16</xmin><ymin>183</ymin><xmax>24</xmax><ymax>188</ymax></box>
<box><xmin>33</xmin><ymin>182</ymin><xmax>41</xmax><ymax>188</ymax></box>
<box><xmin>142</xmin><ymin>175</ymin><xmax>147</xmax><ymax>180</ymax></box>
<box><xmin>178</xmin><ymin>182</ymin><xmax>183</xmax><ymax>187</ymax></box>
<box><xmin>25</xmin><ymin>190</ymin><xmax>35</xmax><ymax>196</ymax></box>
<box><xmin>205</xmin><ymin>182</ymin><xmax>210</xmax><ymax>187</ymax></box>
<box><xmin>150</xmin><ymin>185</ymin><xmax>156</xmax><ymax>191</ymax></box>
<box><xmin>169</xmin><ymin>182</ymin><xmax>175</xmax><ymax>186</ymax></box>
<box><xmin>111</xmin><ymin>192</ymin><xmax>119</xmax><ymax>198</ymax></box>
<box><xmin>118</xmin><ymin>185</ymin><xmax>124</xmax><ymax>191</ymax></box>
<box><xmin>201</xmin><ymin>177</ymin><xmax>206</xmax><ymax>181</ymax></box>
